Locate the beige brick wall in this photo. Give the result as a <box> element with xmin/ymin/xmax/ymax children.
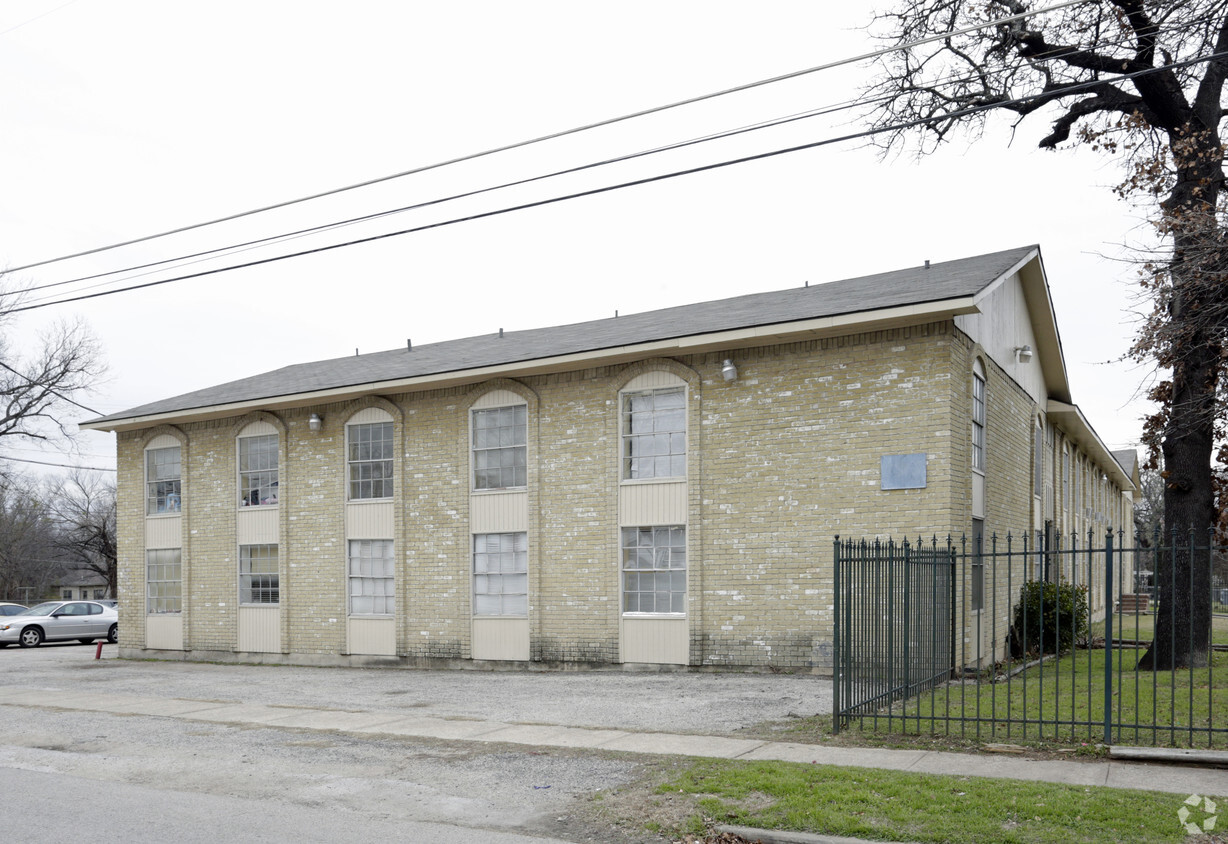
<box><xmin>115</xmin><ymin>319</ymin><xmax>1104</xmax><ymax>670</ymax></box>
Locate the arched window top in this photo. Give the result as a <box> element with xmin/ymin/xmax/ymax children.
<box><xmin>238</xmin><ymin>419</ymin><xmax>278</xmax><ymax>438</ymax></box>
<box><xmin>972</xmin><ymin>358</ymin><xmax>986</xmax><ymax>379</ymax></box>
<box><xmin>472</xmin><ymin>388</ymin><xmax>526</xmax><ymax>410</ymax></box>
<box><xmin>346</xmin><ymin>406</ymin><xmax>394</xmax><ymax>427</ymax></box>
<box><xmin>622</xmin><ymin>370</ymin><xmax>687</xmax><ymax>393</ymax></box>
<box><xmin>145</xmin><ymin>433</ymin><xmax>181</xmax><ymax>451</ymax></box>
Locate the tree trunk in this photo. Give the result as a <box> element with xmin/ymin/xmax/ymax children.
<box><xmin>1137</xmin><ymin>145</ymin><xmax>1220</xmax><ymax>671</ymax></box>
<box><xmin>1138</xmin><ymin>337</ymin><xmax>1215</xmax><ymax>669</ymax></box>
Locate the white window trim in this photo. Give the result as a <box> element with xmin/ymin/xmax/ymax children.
<box><xmin>971</xmin><ymin>360</ymin><xmax>986</xmax><ymax>476</ymax></box>
<box><xmin>346</xmin><ymin>418</ymin><xmax>395</xmax><ymax>502</ymax></box>
<box><xmin>470</xmin><ymin>404</ymin><xmax>528</xmax><ymax>493</ymax></box>
<box><xmin>620</xmin><ymin>525</ymin><xmax>687</xmax><ymax>617</ymax></box>
<box><xmin>237</xmin><ymin>433</ymin><xmax>280</xmax><ymax>509</ymax></box>
<box><xmin>145</xmin><ymin>444</ymin><xmax>182</xmax><ymax>517</ymax></box>
<box><xmin>347</xmin><ymin>538</ymin><xmax>395</xmax><ymax>617</ymax></box>
<box><xmin>619</xmin><ymin>384</ymin><xmax>688</xmax><ymax>484</ymax></box>
<box><xmin>238</xmin><ymin>544</ymin><xmax>279</xmax><ymax>606</ymax></box>
<box><xmin>472</xmin><ymin>532</ymin><xmax>529</xmax><ymax>617</ymax></box>
<box><xmin>146</xmin><ymin>548</ymin><xmax>182</xmax><ymax>614</ymax></box>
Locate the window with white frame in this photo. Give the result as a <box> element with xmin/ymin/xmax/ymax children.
<box><xmin>239</xmin><ymin>434</ymin><xmax>279</xmax><ymax>507</ymax></box>
<box><xmin>348</xmin><ymin>539</ymin><xmax>394</xmax><ymax>615</ymax></box>
<box><xmin>347</xmin><ymin>421</ymin><xmax>394</xmax><ymax>500</ymax></box>
<box><xmin>621</xmin><ymin>525</ymin><xmax>686</xmax><ymax>614</ymax></box>
<box><xmin>1033</xmin><ymin>421</ymin><xmax>1043</xmax><ymax>499</ymax></box>
<box><xmin>472</xmin><ymin>405</ymin><xmax>527</xmax><ymax>490</ymax></box>
<box><xmin>239</xmin><ymin>544</ymin><xmax>279</xmax><ymax>604</ymax></box>
<box><xmin>147</xmin><ymin>548</ymin><xmax>182</xmax><ymax>613</ymax></box>
<box><xmin>971</xmin><ymin>362</ymin><xmax>985</xmax><ymax>472</ymax></box>
<box><xmin>473</xmin><ymin>532</ymin><xmax>528</xmax><ymax>616</ymax></box>
<box><xmin>971</xmin><ymin>519</ymin><xmax>985</xmax><ymax>611</ymax></box>
<box><xmin>622</xmin><ymin>387</ymin><xmax>686</xmax><ymax>480</ymax></box>
<box><xmin>146</xmin><ymin>446</ymin><xmax>182</xmax><ymax>515</ymax></box>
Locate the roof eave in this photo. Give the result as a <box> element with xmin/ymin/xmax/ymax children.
<box><xmin>1046</xmin><ymin>399</ymin><xmax>1136</xmax><ymax>492</ymax></box>
<box><xmin>82</xmin><ymin>296</ymin><xmax>979</xmax><ymax>433</ymax></box>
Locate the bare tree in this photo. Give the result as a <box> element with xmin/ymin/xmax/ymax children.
<box><xmin>864</xmin><ymin>0</ymin><xmax>1228</xmax><ymax>668</ymax></box>
<box><xmin>48</xmin><ymin>471</ymin><xmax>117</xmax><ymax>599</ymax></box>
<box><xmin>0</xmin><ymin>471</ymin><xmax>65</xmax><ymax>603</ymax></box>
<box><xmin>0</xmin><ymin>282</ymin><xmax>105</xmax><ymax>446</ymax></box>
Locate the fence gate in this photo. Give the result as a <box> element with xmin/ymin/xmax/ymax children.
<box><xmin>833</xmin><ymin>537</ymin><xmax>956</xmax><ymax>732</ymax></box>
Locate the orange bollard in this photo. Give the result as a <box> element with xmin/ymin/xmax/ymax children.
<box><xmin>95</xmin><ymin>641</ymin><xmax>103</xmax><ymax>659</ymax></box>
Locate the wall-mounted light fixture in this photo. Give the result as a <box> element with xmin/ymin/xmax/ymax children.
<box><xmin>308</xmin><ymin>413</ymin><xmax>323</xmax><ymax>432</ymax></box>
<box><xmin>721</xmin><ymin>359</ymin><xmax>738</xmax><ymax>382</ymax></box>
<box><xmin>1014</xmin><ymin>344</ymin><xmax>1034</xmax><ymax>364</ymax></box>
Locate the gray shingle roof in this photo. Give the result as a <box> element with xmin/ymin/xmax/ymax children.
<box><xmin>87</xmin><ymin>245</ymin><xmax>1038</xmax><ymax>426</ymax></box>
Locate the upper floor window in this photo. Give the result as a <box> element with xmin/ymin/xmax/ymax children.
<box><xmin>348</xmin><ymin>421</ymin><xmax>393</xmax><ymax>500</ymax></box>
<box><xmin>472</xmin><ymin>405</ymin><xmax>527</xmax><ymax>490</ymax></box>
<box><xmin>146</xmin><ymin>446</ymin><xmax>181</xmax><ymax>515</ymax></box>
<box><xmin>971</xmin><ymin>362</ymin><xmax>985</xmax><ymax>472</ymax></box>
<box><xmin>239</xmin><ymin>434</ymin><xmax>279</xmax><ymax>507</ymax></box>
<box><xmin>622</xmin><ymin>386</ymin><xmax>686</xmax><ymax>480</ymax></box>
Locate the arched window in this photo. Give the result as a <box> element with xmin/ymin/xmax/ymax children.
<box><xmin>346</xmin><ymin>408</ymin><xmax>394</xmax><ymax>500</ymax></box>
<box><xmin>971</xmin><ymin>360</ymin><xmax>986</xmax><ymax>472</ymax></box>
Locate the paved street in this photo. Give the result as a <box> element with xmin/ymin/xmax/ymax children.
<box><xmin>5</xmin><ymin>643</ymin><xmax>1226</xmax><ymax>844</ymax></box>
<box><xmin>0</xmin><ymin>643</ymin><xmax>830</xmax><ymax>843</ymax></box>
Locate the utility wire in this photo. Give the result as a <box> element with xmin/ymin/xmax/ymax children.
<box><xmin>6</xmin><ymin>0</ymin><xmax>1087</xmax><ymax>274</ymax></box>
<box><xmin>22</xmin><ymin>93</ymin><xmax>891</xmax><ymax>302</ymax></box>
<box><xmin>21</xmin><ymin>15</ymin><xmax>1178</xmax><ymax>299</ymax></box>
<box><xmin>0</xmin><ymin>359</ymin><xmax>101</xmax><ymax>415</ymax></box>
<box><xmin>1</xmin><ymin>454</ymin><xmax>114</xmax><ymax>472</ymax></box>
<box><xmin>16</xmin><ymin>47</ymin><xmax>1227</xmax><ymax>314</ymax></box>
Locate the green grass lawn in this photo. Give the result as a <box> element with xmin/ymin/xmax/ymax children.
<box><xmin>652</xmin><ymin>758</ymin><xmax>1218</xmax><ymax>843</ymax></box>
<box><xmin>843</xmin><ymin>647</ymin><xmax>1228</xmax><ymax>749</ymax></box>
<box><xmin>1093</xmin><ymin>611</ymin><xmax>1228</xmax><ymax>646</ymax></box>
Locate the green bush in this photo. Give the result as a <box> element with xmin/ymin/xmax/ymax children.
<box><xmin>1007</xmin><ymin>580</ymin><xmax>1089</xmax><ymax>657</ymax></box>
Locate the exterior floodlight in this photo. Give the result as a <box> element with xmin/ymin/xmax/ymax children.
<box><xmin>1014</xmin><ymin>345</ymin><xmax>1033</xmax><ymax>364</ymax></box>
<box><xmin>721</xmin><ymin>359</ymin><xmax>738</xmax><ymax>382</ymax></box>
<box><xmin>308</xmin><ymin>413</ymin><xmax>323</xmax><ymax>432</ymax></box>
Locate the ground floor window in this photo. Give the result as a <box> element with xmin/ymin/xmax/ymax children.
<box><xmin>240</xmin><ymin>544</ymin><xmax>279</xmax><ymax>604</ymax></box>
<box><xmin>473</xmin><ymin>532</ymin><xmax>528</xmax><ymax>616</ymax></box>
<box><xmin>621</xmin><ymin>525</ymin><xmax>686</xmax><ymax>614</ymax></box>
<box><xmin>147</xmin><ymin>548</ymin><xmax>182</xmax><ymax>613</ymax></box>
<box><xmin>348</xmin><ymin>539</ymin><xmax>394</xmax><ymax>615</ymax></box>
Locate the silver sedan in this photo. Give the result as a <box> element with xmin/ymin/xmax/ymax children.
<box><xmin>0</xmin><ymin>600</ymin><xmax>118</xmax><ymax>648</ymax></box>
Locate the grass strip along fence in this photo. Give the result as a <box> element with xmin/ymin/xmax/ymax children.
<box><xmin>833</xmin><ymin>528</ymin><xmax>1228</xmax><ymax>748</ymax></box>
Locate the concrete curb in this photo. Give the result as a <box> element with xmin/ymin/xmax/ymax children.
<box><xmin>715</xmin><ymin>825</ymin><xmax>919</xmax><ymax>844</ymax></box>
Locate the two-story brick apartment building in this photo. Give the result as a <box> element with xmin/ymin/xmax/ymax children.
<box><xmin>83</xmin><ymin>245</ymin><xmax>1136</xmax><ymax>671</ymax></box>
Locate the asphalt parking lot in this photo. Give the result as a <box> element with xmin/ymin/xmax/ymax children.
<box><xmin>0</xmin><ymin>643</ymin><xmax>833</xmax><ymax>843</ymax></box>
<box><xmin>2</xmin><ymin>642</ymin><xmax>833</xmax><ymax>733</ymax></box>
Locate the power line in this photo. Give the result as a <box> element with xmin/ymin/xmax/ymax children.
<box><xmin>6</xmin><ymin>0</ymin><xmax>1087</xmax><ymax>275</ymax></box>
<box><xmin>22</xmin><ymin>93</ymin><xmax>886</xmax><ymax>303</ymax></box>
<box><xmin>20</xmin><ymin>8</ymin><xmax>1175</xmax><ymax>303</ymax></box>
<box><xmin>0</xmin><ymin>359</ymin><xmax>101</xmax><ymax>415</ymax></box>
<box><xmin>14</xmin><ymin>46</ymin><xmax>1226</xmax><ymax>315</ymax></box>
<box><xmin>1</xmin><ymin>455</ymin><xmax>114</xmax><ymax>472</ymax></box>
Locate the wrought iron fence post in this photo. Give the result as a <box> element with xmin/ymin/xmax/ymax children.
<box><xmin>1103</xmin><ymin>528</ymin><xmax>1114</xmax><ymax>746</ymax></box>
<box><xmin>832</xmin><ymin>536</ymin><xmax>841</xmax><ymax>735</ymax></box>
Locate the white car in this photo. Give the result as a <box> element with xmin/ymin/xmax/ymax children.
<box><xmin>0</xmin><ymin>600</ymin><xmax>118</xmax><ymax>648</ymax></box>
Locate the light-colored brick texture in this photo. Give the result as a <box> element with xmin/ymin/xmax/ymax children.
<box><xmin>113</xmin><ymin>322</ymin><xmax>1127</xmax><ymax>671</ymax></box>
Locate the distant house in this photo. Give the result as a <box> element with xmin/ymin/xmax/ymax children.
<box><xmin>48</xmin><ymin>568</ymin><xmax>110</xmax><ymax>603</ymax></box>
<box><xmin>83</xmin><ymin>245</ymin><xmax>1135</xmax><ymax>670</ymax></box>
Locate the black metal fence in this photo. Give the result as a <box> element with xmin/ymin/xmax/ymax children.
<box><xmin>833</xmin><ymin>529</ymin><xmax>1228</xmax><ymax>748</ymax></box>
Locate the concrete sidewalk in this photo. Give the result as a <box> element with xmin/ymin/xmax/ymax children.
<box><xmin>1</xmin><ymin>684</ymin><xmax>1224</xmax><ymax>798</ymax></box>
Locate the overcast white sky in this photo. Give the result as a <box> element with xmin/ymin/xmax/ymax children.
<box><xmin>2</xmin><ymin>0</ymin><xmax>1156</xmax><ymax>476</ymax></box>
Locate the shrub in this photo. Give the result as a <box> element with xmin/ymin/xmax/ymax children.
<box><xmin>1007</xmin><ymin>579</ymin><xmax>1089</xmax><ymax>657</ymax></box>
